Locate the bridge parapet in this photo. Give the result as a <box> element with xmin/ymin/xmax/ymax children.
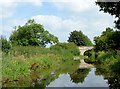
<box><xmin>78</xmin><ymin>46</ymin><xmax>94</xmax><ymax>55</ymax></box>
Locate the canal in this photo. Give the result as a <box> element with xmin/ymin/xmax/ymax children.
<box><xmin>3</xmin><ymin>59</ymin><xmax>120</xmax><ymax>88</ymax></box>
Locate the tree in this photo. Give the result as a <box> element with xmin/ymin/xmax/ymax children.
<box><xmin>94</xmin><ymin>27</ymin><xmax>120</xmax><ymax>51</ymax></box>
<box><xmin>0</xmin><ymin>35</ymin><xmax>11</xmax><ymax>54</ymax></box>
<box><xmin>10</xmin><ymin>19</ymin><xmax>59</xmax><ymax>47</ymax></box>
<box><xmin>96</xmin><ymin>1</ymin><xmax>120</xmax><ymax>29</ymax></box>
<box><xmin>68</xmin><ymin>30</ymin><xmax>93</xmax><ymax>46</ymax></box>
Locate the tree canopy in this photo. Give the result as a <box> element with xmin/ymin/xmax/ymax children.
<box><xmin>96</xmin><ymin>1</ymin><xmax>120</xmax><ymax>29</ymax></box>
<box><xmin>94</xmin><ymin>27</ymin><xmax>120</xmax><ymax>51</ymax></box>
<box><xmin>10</xmin><ymin>19</ymin><xmax>59</xmax><ymax>47</ymax></box>
<box><xmin>68</xmin><ymin>30</ymin><xmax>93</xmax><ymax>46</ymax></box>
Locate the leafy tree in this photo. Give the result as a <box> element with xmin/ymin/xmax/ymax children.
<box><xmin>0</xmin><ymin>36</ymin><xmax>11</xmax><ymax>54</ymax></box>
<box><xmin>68</xmin><ymin>30</ymin><xmax>93</xmax><ymax>46</ymax></box>
<box><xmin>94</xmin><ymin>27</ymin><xmax>120</xmax><ymax>51</ymax></box>
<box><xmin>96</xmin><ymin>1</ymin><xmax>120</xmax><ymax>29</ymax></box>
<box><xmin>10</xmin><ymin>19</ymin><xmax>59</xmax><ymax>47</ymax></box>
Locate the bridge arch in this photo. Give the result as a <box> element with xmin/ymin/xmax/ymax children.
<box><xmin>78</xmin><ymin>46</ymin><xmax>94</xmax><ymax>55</ymax></box>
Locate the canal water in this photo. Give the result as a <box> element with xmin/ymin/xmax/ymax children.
<box><xmin>47</xmin><ymin>68</ymin><xmax>108</xmax><ymax>87</ymax></box>
<box><xmin>3</xmin><ymin>60</ymin><xmax>120</xmax><ymax>88</ymax></box>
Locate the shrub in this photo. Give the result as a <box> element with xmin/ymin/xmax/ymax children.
<box><xmin>84</xmin><ymin>50</ymin><xmax>96</xmax><ymax>63</ymax></box>
<box><xmin>0</xmin><ymin>36</ymin><xmax>11</xmax><ymax>54</ymax></box>
<box><xmin>50</xmin><ymin>42</ymin><xmax>80</xmax><ymax>56</ymax></box>
<box><xmin>96</xmin><ymin>51</ymin><xmax>117</xmax><ymax>65</ymax></box>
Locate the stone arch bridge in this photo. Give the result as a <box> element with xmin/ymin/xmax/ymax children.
<box><xmin>78</xmin><ymin>46</ymin><xmax>94</xmax><ymax>55</ymax></box>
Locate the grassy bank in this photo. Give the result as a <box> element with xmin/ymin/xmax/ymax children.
<box><xmin>2</xmin><ymin>42</ymin><xmax>80</xmax><ymax>82</ymax></box>
<box><xmin>84</xmin><ymin>50</ymin><xmax>120</xmax><ymax>73</ymax></box>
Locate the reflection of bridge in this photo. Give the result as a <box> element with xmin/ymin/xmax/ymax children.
<box><xmin>78</xmin><ymin>46</ymin><xmax>94</xmax><ymax>55</ymax></box>
<box><xmin>79</xmin><ymin>59</ymin><xmax>95</xmax><ymax>69</ymax></box>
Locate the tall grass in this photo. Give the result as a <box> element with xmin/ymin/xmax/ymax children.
<box><xmin>2</xmin><ymin>42</ymin><xmax>80</xmax><ymax>82</ymax></box>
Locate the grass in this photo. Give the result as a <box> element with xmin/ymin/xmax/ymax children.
<box><xmin>2</xmin><ymin>42</ymin><xmax>80</xmax><ymax>82</ymax></box>
<box><xmin>74</xmin><ymin>55</ymin><xmax>87</xmax><ymax>58</ymax></box>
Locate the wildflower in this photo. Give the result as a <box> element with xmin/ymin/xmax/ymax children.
<box><xmin>31</xmin><ymin>63</ymin><xmax>36</xmax><ymax>67</ymax></box>
<box><xmin>36</xmin><ymin>65</ymin><xmax>39</xmax><ymax>68</ymax></box>
<box><xmin>5</xmin><ymin>78</ymin><xmax>9</xmax><ymax>83</ymax></box>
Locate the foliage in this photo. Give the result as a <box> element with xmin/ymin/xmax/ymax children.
<box><xmin>70</xmin><ymin>68</ymin><xmax>90</xmax><ymax>83</ymax></box>
<box><xmin>96</xmin><ymin>51</ymin><xmax>118</xmax><ymax>66</ymax></box>
<box><xmin>0</xmin><ymin>36</ymin><xmax>11</xmax><ymax>54</ymax></box>
<box><xmin>50</xmin><ymin>42</ymin><xmax>80</xmax><ymax>56</ymax></box>
<box><xmin>96</xmin><ymin>2</ymin><xmax>120</xmax><ymax>29</ymax></box>
<box><xmin>2</xmin><ymin>43</ymin><xmax>80</xmax><ymax>82</ymax></box>
<box><xmin>95</xmin><ymin>67</ymin><xmax>120</xmax><ymax>89</ymax></box>
<box><xmin>10</xmin><ymin>19</ymin><xmax>59</xmax><ymax>47</ymax></box>
<box><xmin>84</xmin><ymin>50</ymin><xmax>97</xmax><ymax>63</ymax></box>
<box><xmin>94</xmin><ymin>27</ymin><xmax>120</xmax><ymax>51</ymax></box>
<box><xmin>68</xmin><ymin>30</ymin><xmax>93</xmax><ymax>46</ymax></box>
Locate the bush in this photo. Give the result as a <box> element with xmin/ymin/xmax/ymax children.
<box><xmin>84</xmin><ymin>50</ymin><xmax>96</xmax><ymax>63</ymax></box>
<box><xmin>111</xmin><ymin>55</ymin><xmax>120</xmax><ymax>72</ymax></box>
<box><xmin>96</xmin><ymin>51</ymin><xmax>117</xmax><ymax>65</ymax></box>
<box><xmin>0</xmin><ymin>36</ymin><xmax>11</xmax><ymax>54</ymax></box>
<box><xmin>50</xmin><ymin>42</ymin><xmax>80</xmax><ymax>56</ymax></box>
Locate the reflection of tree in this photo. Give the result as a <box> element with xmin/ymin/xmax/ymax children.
<box><xmin>31</xmin><ymin>73</ymin><xmax>59</xmax><ymax>88</ymax></box>
<box><xmin>70</xmin><ymin>68</ymin><xmax>90</xmax><ymax>84</ymax></box>
<box><xmin>95</xmin><ymin>68</ymin><xmax>120</xmax><ymax>89</ymax></box>
<box><xmin>107</xmin><ymin>77</ymin><xmax>120</xmax><ymax>89</ymax></box>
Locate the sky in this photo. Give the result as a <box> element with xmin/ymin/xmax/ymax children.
<box><xmin>1</xmin><ymin>0</ymin><xmax>115</xmax><ymax>44</ymax></box>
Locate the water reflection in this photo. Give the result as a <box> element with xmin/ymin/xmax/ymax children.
<box><xmin>2</xmin><ymin>60</ymin><xmax>120</xmax><ymax>88</ymax></box>
<box><xmin>31</xmin><ymin>72</ymin><xmax>59</xmax><ymax>88</ymax></box>
<box><xmin>70</xmin><ymin>69</ymin><xmax>90</xmax><ymax>84</ymax></box>
<box><xmin>47</xmin><ymin>68</ymin><xmax>108</xmax><ymax>87</ymax></box>
<box><xmin>95</xmin><ymin>68</ymin><xmax>120</xmax><ymax>88</ymax></box>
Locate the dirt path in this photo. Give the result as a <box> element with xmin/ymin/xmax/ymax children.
<box><xmin>79</xmin><ymin>59</ymin><xmax>95</xmax><ymax>69</ymax></box>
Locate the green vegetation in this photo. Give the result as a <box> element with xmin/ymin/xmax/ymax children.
<box><xmin>0</xmin><ymin>36</ymin><xmax>11</xmax><ymax>54</ymax></box>
<box><xmin>95</xmin><ymin>67</ymin><xmax>120</xmax><ymax>89</ymax></box>
<box><xmin>2</xmin><ymin>42</ymin><xmax>80</xmax><ymax>82</ymax></box>
<box><xmin>94</xmin><ymin>28</ymin><xmax>120</xmax><ymax>51</ymax></box>
<box><xmin>68</xmin><ymin>30</ymin><xmax>93</xmax><ymax>46</ymax></box>
<box><xmin>50</xmin><ymin>42</ymin><xmax>80</xmax><ymax>56</ymax></box>
<box><xmin>84</xmin><ymin>28</ymin><xmax>120</xmax><ymax>72</ymax></box>
<box><xmin>96</xmin><ymin>2</ymin><xmax>120</xmax><ymax>29</ymax></box>
<box><xmin>84</xmin><ymin>50</ymin><xmax>96</xmax><ymax>63</ymax></box>
<box><xmin>3</xmin><ymin>60</ymin><xmax>80</xmax><ymax>87</ymax></box>
<box><xmin>10</xmin><ymin>19</ymin><xmax>58</xmax><ymax>47</ymax></box>
<box><xmin>70</xmin><ymin>68</ymin><xmax>90</xmax><ymax>83</ymax></box>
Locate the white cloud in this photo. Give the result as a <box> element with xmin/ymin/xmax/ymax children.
<box><xmin>31</xmin><ymin>15</ymin><xmax>87</xmax><ymax>42</ymax></box>
<box><xmin>31</xmin><ymin>14</ymin><xmax>113</xmax><ymax>43</ymax></box>
<box><xmin>0</xmin><ymin>0</ymin><xmax>17</xmax><ymax>19</ymax></box>
<box><xmin>2</xmin><ymin>19</ymin><xmax>27</xmax><ymax>40</ymax></box>
<box><xmin>53</xmin><ymin>0</ymin><xmax>97</xmax><ymax>12</ymax></box>
<box><xmin>1</xmin><ymin>0</ymin><xmax>114</xmax><ymax>43</ymax></box>
<box><xmin>2</xmin><ymin>13</ymin><xmax>114</xmax><ymax>42</ymax></box>
<box><xmin>0</xmin><ymin>0</ymin><xmax>42</xmax><ymax>19</ymax></box>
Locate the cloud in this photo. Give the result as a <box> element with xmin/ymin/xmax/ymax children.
<box><xmin>31</xmin><ymin>14</ymin><xmax>113</xmax><ymax>43</ymax></box>
<box><xmin>0</xmin><ymin>0</ymin><xmax>42</xmax><ymax>19</ymax></box>
<box><xmin>52</xmin><ymin>0</ymin><xmax>97</xmax><ymax>12</ymax></box>
<box><xmin>2</xmin><ymin>19</ymin><xmax>27</xmax><ymax>40</ymax></box>
<box><xmin>31</xmin><ymin>15</ymin><xmax>87</xmax><ymax>42</ymax></box>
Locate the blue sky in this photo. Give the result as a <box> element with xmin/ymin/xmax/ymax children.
<box><xmin>1</xmin><ymin>0</ymin><xmax>115</xmax><ymax>44</ymax></box>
